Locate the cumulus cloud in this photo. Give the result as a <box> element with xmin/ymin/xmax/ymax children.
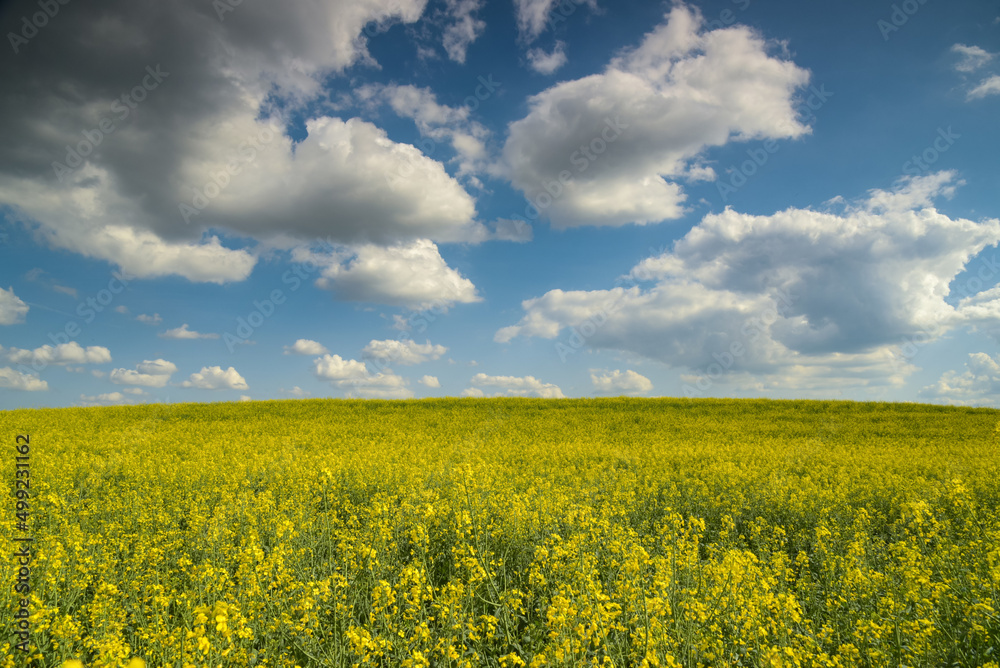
<box><xmin>109</xmin><ymin>359</ymin><xmax>177</xmax><ymax>388</ymax></box>
<box><xmin>419</xmin><ymin>375</ymin><xmax>441</xmax><ymax>387</ymax></box>
<box><xmin>284</xmin><ymin>339</ymin><xmax>329</xmax><ymax>355</ymax></box>
<box><xmin>360</xmin><ymin>83</ymin><xmax>492</xmax><ymax>178</ymax></box>
<box><xmin>299</xmin><ymin>239</ymin><xmax>481</xmax><ymax>310</ymax></box>
<box><xmin>0</xmin><ymin>367</ymin><xmax>48</xmax><ymax>391</ymax></box>
<box><xmin>0</xmin><ymin>0</ymin><xmax>493</xmax><ymax>286</ymax></box>
<box><xmin>498</xmin><ymin>173</ymin><xmax>1000</xmax><ymax>393</ymax></box>
<box><xmin>442</xmin><ymin>0</ymin><xmax>486</xmax><ymax>63</ymax></box>
<box><xmin>501</xmin><ymin>3</ymin><xmax>812</xmax><ymax>228</ymax></box>
<box><xmin>182</xmin><ymin>366</ymin><xmax>249</xmax><ymax>390</ymax></box>
<box><xmin>362</xmin><ymin>339</ymin><xmax>447</xmax><ymax>365</ymax></box>
<box><xmin>591</xmin><ymin>369</ymin><xmax>653</xmax><ymax>395</ymax></box>
<box><xmin>137</xmin><ymin>313</ymin><xmax>163</xmax><ymax>325</ymax></box>
<box><xmin>79</xmin><ymin>392</ymin><xmax>130</xmax><ymax>405</ymax></box>
<box><xmin>952</xmin><ymin>44</ymin><xmax>994</xmax><ymax>72</ymax></box>
<box><xmin>527</xmin><ymin>41</ymin><xmax>568</xmax><ymax>74</ymax></box>
<box><xmin>0</xmin><ymin>287</ymin><xmax>28</xmax><ymax>325</ymax></box>
<box><xmin>514</xmin><ymin>0</ymin><xmax>596</xmax><ymax>43</ymax></box>
<box><xmin>920</xmin><ymin>352</ymin><xmax>1000</xmax><ymax>406</ymax></box>
<box><xmin>284</xmin><ymin>386</ymin><xmax>311</xmax><ymax>397</ymax></box>
<box><xmin>968</xmin><ymin>75</ymin><xmax>1000</xmax><ymax>100</ymax></box>
<box><xmin>313</xmin><ymin>353</ymin><xmax>413</xmax><ymax>398</ymax></box>
<box><xmin>468</xmin><ymin>372</ymin><xmax>565</xmax><ymax>398</ymax></box>
<box><xmin>160</xmin><ymin>324</ymin><xmax>219</xmax><ymax>340</ymax></box>
<box><xmin>2</xmin><ymin>342</ymin><xmax>112</xmax><ymax>367</ymax></box>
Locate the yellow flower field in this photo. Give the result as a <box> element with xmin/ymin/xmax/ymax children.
<box><xmin>1</xmin><ymin>397</ymin><xmax>999</xmax><ymax>667</ymax></box>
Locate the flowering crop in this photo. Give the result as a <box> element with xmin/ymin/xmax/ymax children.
<box><xmin>1</xmin><ymin>397</ymin><xmax>998</xmax><ymax>667</ymax></box>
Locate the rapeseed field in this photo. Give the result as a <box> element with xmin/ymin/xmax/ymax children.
<box><xmin>1</xmin><ymin>397</ymin><xmax>998</xmax><ymax>667</ymax></box>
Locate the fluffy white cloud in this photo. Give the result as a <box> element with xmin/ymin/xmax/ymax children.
<box><xmin>137</xmin><ymin>313</ymin><xmax>163</xmax><ymax>325</ymax></box>
<box><xmin>952</xmin><ymin>44</ymin><xmax>994</xmax><ymax>72</ymax></box>
<box><xmin>313</xmin><ymin>353</ymin><xmax>413</xmax><ymax>398</ymax></box>
<box><xmin>442</xmin><ymin>0</ymin><xmax>486</xmax><ymax>63</ymax></box>
<box><xmin>469</xmin><ymin>372</ymin><xmax>565</xmax><ymax>398</ymax></box>
<box><xmin>301</xmin><ymin>239</ymin><xmax>481</xmax><ymax>310</ymax></box>
<box><xmin>591</xmin><ymin>369</ymin><xmax>653</xmax><ymax>395</ymax></box>
<box><xmin>285</xmin><ymin>386</ymin><xmax>311</xmax><ymax>397</ymax></box>
<box><xmin>239</xmin><ymin>395</ymin><xmax>253</xmax><ymax>402</ymax></box>
<box><xmin>0</xmin><ymin>287</ymin><xmax>28</xmax><ymax>325</ymax></box>
<box><xmin>314</xmin><ymin>354</ymin><xmax>371</xmax><ymax>381</ymax></box>
<box><xmin>969</xmin><ymin>75</ymin><xmax>1000</xmax><ymax>100</ymax></box>
<box><xmin>3</xmin><ymin>342</ymin><xmax>112</xmax><ymax>367</ymax></box>
<box><xmin>182</xmin><ymin>366</ymin><xmax>249</xmax><ymax>390</ymax></box>
<box><xmin>920</xmin><ymin>353</ymin><xmax>1000</xmax><ymax>406</ymax></box>
<box><xmin>80</xmin><ymin>392</ymin><xmax>130</xmax><ymax>405</ymax></box>
<box><xmin>362</xmin><ymin>339</ymin><xmax>447</xmax><ymax>365</ymax></box>
<box><xmin>499</xmin><ymin>173</ymin><xmax>1000</xmax><ymax>393</ymax></box>
<box><xmin>110</xmin><ymin>359</ymin><xmax>177</xmax><ymax>388</ymax></box>
<box><xmin>284</xmin><ymin>339</ymin><xmax>329</xmax><ymax>355</ymax></box>
<box><xmin>0</xmin><ymin>367</ymin><xmax>48</xmax><ymax>391</ymax></box>
<box><xmin>419</xmin><ymin>375</ymin><xmax>441</xmax><ymax>388</ymax></box>
<box><xmin>513</xmin><ymin>0</ymin><xmax>595</xmax><ymax>42</ymax></box>
<box><xmin>160</xmin><ymin>324</ymin><xmax>219</xmax><ymax>340</ymax></box>
<box><xmin>0</xmin><ymin>0</ymin><xmax>494</xmax><ymax>285</ymax></box>
<box><xmin>501</xmin><ymin>4</ymin><xmax>811</xmax><ymax>228</ymax></box>
<box><xmin>362</xmin><ymin>83</ymin><xmax>491</xmax><ymax>177</ymax></box>
<box><xmin>527</xmin><ymin>41</ymin><xmax>567</xmax><ymax>74</ymax></box>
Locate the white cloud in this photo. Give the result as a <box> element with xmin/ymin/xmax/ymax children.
<box><xmin>80</xmin><ymin>392</ymin><xmax>129</xmax><ymax>405</ymax></box>
<box><xmin>461</xmin><ymin>387</ymin><xmax>485</xmax><ymax>397</ymax></box>
<box><xmin>115</xmin><ymin>305</ymin><xmax>129</xmax><ymax>314</ymax></box>
<box><xmin>3</xmin><ymin>342</ymin><xmax>112</xmax><ymax>366</ymax></box>
<box><xmin>160</xmin><ymin>324</ymin><xmax>219</xmax><ymax>340</ymax></box>
<box><xmin>362</xmin><ymin>338</ymin><xmax>447</xmax><ymax>365</ymax></box>
<box><xmin>137</xmin><ymin>313</ymin><xmax>163</xmax><ymax>325</ymax></box>
<box><xmin>469</xmin><ymin>372</ymin><xmax>565</xmax><ymax>398</ymax></box>
<box><xmin>301</xmin><ymin>239</ymin><xmax>481</xmax><ymax>310</ymax></box>
<box><xmin>239</xmin><ymin>395</ymin><xmax>253</xmax><ymax>402</ymax></box>
<box><xmin>312</xmin><ymin>353</ymin><xmax>413</xmax><ymax>398</ymax></box>
<box><xmin>123</xmin><ymin>387</ymin><xmax>146</xmax><ymax>395</ymax></box>
<box><xmin>285</xmin><ymin>386</ymin><xmax>311</xmax><ymax>397</ymax></box>
<box><xmin>0</xmin><ymin>0</ymin><xmax>491</xmax><ymax>286</ymax></box>
<box><xmin>921</xmin><ymin>352</ymin><xmax>1000</xmax><ymax>406</ymax></box>
<box><xmin>514</xmin><ymin>0</ymin><xmax>558</xmax><ymax>41</ymax></box>
<box><xmin>367</xmin><ymin>83</ymin><xmax>491</xmax><ymax>177</ymax></box>
<box><xmin>285</xmin><ymin>339</ymin><xmax>329</xmax><ymax>355</ymax></box>
<box><xmin>0</xmin><ymin>287</ymin><xmax>28</xmax><ymax>325</ymax></box>
<box><xmin>968</xmin><ymin>75</ymin><xmax>1000</xmax><ymax>100</ymax></box>
<box><xmin>314</xmin><ymin>354</ymin><xmax>371</xmax><ymax>381</ymax></box>
<box><xmin>527</xmin><ymin>41</ymin><xmax>567</xmax><ymax>74</ymax></box>
<box><xmin>952</xmin><ymin>44</ymin><xmax>994</xmax><ymax>72</ymax></box>
<box><xmin>109</xmin><ymin>359</ymin><xmax>177</xmax><ymax>388</ymax></box>
<box><xmin>182</xmin><ymin>366</ymin><xmax>249</xmax><ymax>390</ymax></box>
<box><xmin>513</xmin><ymin>0</ymin><xmax>595</xmax><ymax>43</ymax></box>
<box><xmin>501</xmin><ymin>4</ymin><xmax>811</xmax><ymax>228</ymax></box>
<box><xmin>0</xmin><ymin>367</ymin><xmax>48</xmax><ymax>391</ymax></box>
<box><xmin>442</xmin><ymin>0</ymin><xmax>486</xmax><ymax>63</ymax></box>
<box><xmin>499</xmin><ymin>173</ymin><xmax>1000</xmax><ymax>393</ymax></box>
<box><xmin>591</xmin><ymin>369</ymin><xmax>653</xmax><ymax>395</ymax></box>
<box><xmin>419</xmin><ymin>375</ymin><xmax>441</xmax><ymax>388</ymax></box>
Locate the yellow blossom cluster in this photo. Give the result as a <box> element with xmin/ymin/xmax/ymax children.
<box><xmin>1</xmin><ymin>397</ymin><xmax>998</xmax><ymax>667</ymax></box>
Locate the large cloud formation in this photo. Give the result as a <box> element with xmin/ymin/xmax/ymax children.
<box><xmin>0</xmin><ymin>0</ymin><xmax>488</xmax><ymax>286</ymax></box>
<box><xmin>498</xmin><ymin>173</ymin><xmax>1000</xmax><ymax>394</ymax></box>
<box><xmin>501</xmin><ymin>3</ymin><xmax>812</xmax><ymax>228</ymax></box>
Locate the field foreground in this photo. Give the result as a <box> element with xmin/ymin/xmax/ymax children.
<box><xmin>1</xmin><ymin>397</ymin><xmax>999</xmax><ymax>668</ymax></box>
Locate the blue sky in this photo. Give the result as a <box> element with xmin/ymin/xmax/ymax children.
<box><xmin>1</xmin><ymin>0</ymin><xmax>999</xmax><ymax>408</ymax></box>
